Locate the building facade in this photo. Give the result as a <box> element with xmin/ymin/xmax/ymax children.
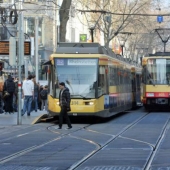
<box><xmin>0</xmin><ymin>0</ymin><xmax>91</xmax><ymax>80</ymax></box>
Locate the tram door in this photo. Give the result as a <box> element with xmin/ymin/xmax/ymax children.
<box><xmin>136</xmin><ymin>73</ymin><xmax>142</xmax><ymax>105</ymax></box>
<box><xmin>98</xmin><ymin>66</ymin><xmax>109</xmax><ymax>109</ymax></box>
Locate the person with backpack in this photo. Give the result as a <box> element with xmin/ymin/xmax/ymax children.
<box><xmin>40</xmin><ymin>85</ymin><xmax>48</xmax><ymax>111</ymax></box>
<box><xmin>3</xmin><ymin>75</ymin><xmax>15</xmax><ymax>113</ymax></box>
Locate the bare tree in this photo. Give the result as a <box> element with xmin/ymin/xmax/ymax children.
<box><xmin>59</xmin><ymin>0</ymin><xmax>72</xmax><ymax>42</ymax></box>
<box><xmin>76</xmin><ymin>0</ymin><xmax>154</xmax><ymax>48</ymax></box>
<box><xmin>100</xmin><ymin>0</ymin><xmax>153</xmax><ymax>48</ymax></box>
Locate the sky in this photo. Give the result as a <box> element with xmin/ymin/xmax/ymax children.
<box><xmin>154</xmin><ymin>0</ymin><xmax>169</xmax><ymax>10</ymax></box>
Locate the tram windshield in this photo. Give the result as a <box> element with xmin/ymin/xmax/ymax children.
<box><xmin>145</xmin><ymin>58</ymin><xmax>170</xmax><ymax>85</ymax></box>
<box><xmin>54</xmin><ymin>58</ymin><xmax>98</xmax><ymax>98</ymax></box>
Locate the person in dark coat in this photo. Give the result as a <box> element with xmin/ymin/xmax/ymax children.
<box><xmin>3</xmin><ymin>75</ymin><xmax>15</xmax><ymax>113</ymax></box>
<box><xmin>13</xmin><ymin>77</ymin><xmax>18</xmax><ymax>112</ymax></box>
<box><xmin>38</xmin><ymin>85</ymin><xmax>43</xmax><ymax>110</ymax></box>
<box><xmin>58</xmin><ymin>82</ymin><xmax>72</xmax><ymax>129</ymax></box>
<box><xmin>40</xmin><ymin>85</ymin><xmax>48</xmax><ymax>110</ymax></box>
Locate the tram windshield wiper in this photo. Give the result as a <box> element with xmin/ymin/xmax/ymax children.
<box><xmin>71</xmin><ymin>94</ymin><xmax>89</xmax><ymax>99</ymax></box>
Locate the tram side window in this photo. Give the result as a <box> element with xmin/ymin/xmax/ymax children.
<box><xmin>54</xmin><ymin>66</ymin><xmax>60</xmax><ymax>98</ymax></box>
<box><xmin>131</xmin><ymin>73</ymin><xmax>136</xmax><ymax>92</ymax></box>
<box><xmin>49</xmin><ymin>65</ymin><xmax>54</xmax><ymax>96</ymax></box>
<box><xmin>117</xmin><ymin>67</ymin><xmax>120</xmax><ymax>93</ymax></box>
<box><xmin>98</xmin><ymin>66</ymin><xmax>106</xmax><ymax>96</ymax></box>
<box><xmin>115</xmin><ymin>67</ymin><xmax>118</xmax><ymax>85</ymax></box>
<box><xmin>127</xmin><ymin>72</ymin><xmax>131</xmax><ymax>92</ymax></box>
<box><xmin>120</xmin><ymin>69</ymin><xmax>123</xmax><ymax>92</ymax></box>
<box><xmin>124</xmin><ymin>70</ymin><xmax>128</xmax><ymax>92</ymax></box>
<box><xmin>136</xmin><ymin>74</ymin><xmax>141</xmax><ymax>91</ymax></box>
<box><xmin>109</xmin><ymin>66</ymin><xmax>115</xmax><ymax>86</ymax></box>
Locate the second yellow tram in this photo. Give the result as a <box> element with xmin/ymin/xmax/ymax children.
<box><xmin>141</xmin><ymin>52</ymin><xmax>170</xmax><ymax>110</ymax></box>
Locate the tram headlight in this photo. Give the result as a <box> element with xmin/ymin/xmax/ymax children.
<box><xmin>56</xmin><ymin>102</ymin><xmax>60</xmax><ymax>105</ymax></box>
<box><xmin>85</xmin><ymin>102</ymin><xmax>94</xmax><ymax>105</ymax></box>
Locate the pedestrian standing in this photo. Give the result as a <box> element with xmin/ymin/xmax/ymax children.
<box><xmin>58</xmin><ymin>82</ymin><xmax>72</xmax><ymax>129</ymax></box>
<box><xmin>13</xmin><ymin>77</ymin><xmax>18</xmax><ymax>112</ymax></box>
<box><xmin>22</xmin><ymin>75</ymin><xmax>34</xmax><ymax>116</ymax></box>
<box><xmin>3</xmin><ymin>75</ymin><xmax>15</xmax><ymax>113</ymax></box>
<box><xmin>38</xmin><ymin>85</ymin><xmax>43</xmax><ymax>110</ymax></box>
<box><xmin>40</xmin><ymin>85</ymin><xmax>48</xmax><ymax>111</ymax></box>
<box><xmin>0</xmin><ymin>76</ymin><xmax>4</xmax><ymax>113</ymax></box>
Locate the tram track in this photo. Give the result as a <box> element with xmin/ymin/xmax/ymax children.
<box><xmin>62</xmin><ymin>111</ymin><xmax>169</xmax><ymax>170</ymax></box>
<box><xmin>0</xmin><ymin>124</ymin><xmax>93</xmax><ymax>165</ymax></box>
<box><xmin>66</xmin><ymin>112</ymin><xmax>150</xmax><ymax>170</ymax></box>
<box><xmin>0</xmin><ymin>111</ymin><xmax>168</xmax><ymax>170</ymax></box>
<box><xmin>0</xmin><ymin>111</ymin><xmax>146</xmax><ymax>166</ymax></box>
<box><xmin>144</xmin><ymin>116</ymin><xmax>170</xmax><ymax>170</ymax></box>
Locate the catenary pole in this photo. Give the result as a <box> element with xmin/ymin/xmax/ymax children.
<box><xmin>35</xmin><ymin>17</ymin><xmax>39</xmax><ymax>83</ymax></box>
<box><xmin>17</xmin><ymin>0</ymin><xmax>24</xmax><ymax>125</ymax></box>
<box><xmin>24</xmin><ymin>57</ymin><xmax>28</xmax><ymax>79</ymax></box>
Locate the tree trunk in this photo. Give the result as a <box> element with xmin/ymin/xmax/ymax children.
<box><xmin>59</xmin><ymin>0</ymin><xmax>72</xmax><ymax>42</ymax></box>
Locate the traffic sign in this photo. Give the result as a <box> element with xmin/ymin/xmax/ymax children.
<box><xmin>157</xmin><ymin>15</ymin><xmax>163</xmax><ymax>23</ymax></box>
<box><xmin>80</xmin><ymin>34</ymin><xmax>87</xmax><ymax>42</ymax></box>
<box><xmin>0</xmin><ymin>41</ymin><xmax>31</xmax><ymax>55</ymax></box>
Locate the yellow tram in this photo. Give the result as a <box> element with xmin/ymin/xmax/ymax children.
<box><xmin>45</xmin><ymin>43</ymin><xmax>142</xmax><ymax>117</ymax></box>
<box><xmin>141</xmin><ymin>52</ymin><xmax>170</xmax><ymax>110</ymax></box>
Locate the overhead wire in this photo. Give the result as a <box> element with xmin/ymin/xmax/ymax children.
<box><xmin>76</xmin><ymin>9</ymin><xmax>170</xmax><ymax>17</ymax></box>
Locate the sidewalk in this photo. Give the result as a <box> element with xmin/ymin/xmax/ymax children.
<box><xmin>0</xmin><ymin>110</ymin><xmax>47</xmax><ymax>126</ymax></box>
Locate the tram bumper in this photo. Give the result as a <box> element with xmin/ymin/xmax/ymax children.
<box><xmin>147</xmin><ymin>98</ymin><xmax>169</xmax><ymax>105</ymax></box>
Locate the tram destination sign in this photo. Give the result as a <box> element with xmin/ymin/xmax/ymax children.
<box><xmin>0</xmin><ymin>41</ymin><xmax>31</xmax><ymax>55</ymax></box>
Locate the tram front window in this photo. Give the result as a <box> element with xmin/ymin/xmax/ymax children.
<box><xmin>146</xmin><ymin>59</ymin><xmax>170</xmax><ymax>84</ymax></box>
<box><xmin>54</xmin><ymin>58</ymin><xmax>98</xmax><ymax>98</ymax></box>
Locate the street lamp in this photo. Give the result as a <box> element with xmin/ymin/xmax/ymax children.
<box><xmin>119</xmin><ymin>40</ymin><xmax>125</xmax><ymax>56</ymax></box>
<box><xmin>117</xmin><ymin>32</ymin><xmax>131</xmax><ymax>56</ymax></box>
<box><xmin>89</xmin><ymin>26</ymin><xmax>95</xmax><ymax>43</ymax></box>
<box><xmin>155</xmin><ymin>28</ymin><xmax>170</xmax><ymax>52</ymax></box>
<box><xmin>135</xmin><ymin>47</ymin><xmax>148</xmax><ymax>64</ymax></box>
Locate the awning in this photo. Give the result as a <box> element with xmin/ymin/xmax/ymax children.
<box><xmin>42</xmin><ymin>60</ymin><xmax>51</xmax><ymax>65</ymax></box>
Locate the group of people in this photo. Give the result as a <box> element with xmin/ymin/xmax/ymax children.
<box><xmin>22</xmin><ymin>75</ymin><xmax>48</xmax><ymax>116</ymax></box>
<box><xmin>0</xmin><ymin>75</ymin><xmax>72</xmax><ymax>129</ymax></box>
<box><xmin>0</xmin><ymin>74</ymin><xmax>48</xmax><ymax>115</ymax></box>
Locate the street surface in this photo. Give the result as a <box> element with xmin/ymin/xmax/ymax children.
<box><xmin>0</xmin><ymin>108</ymin><xmax>170</xmax><ymax>170</ymax></box>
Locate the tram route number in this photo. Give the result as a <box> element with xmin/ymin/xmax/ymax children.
<box><xmin>71</xmin><ymin>101</ymin><xmax>79</xmax><ymax>105</ymax></box>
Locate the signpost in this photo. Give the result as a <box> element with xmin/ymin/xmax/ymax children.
<box><xmin>79</xmin><ymin>34</ymin><xmax>87</xmax><ymax>42</ymax></box>
<box><xmin>0</xmin><ymin>41</ymin><xmax>31</xmax><ymax>56</ymax></box>
<box><xmin>157</xmin><ymin>15</ymin><xmax>163</xmax><ymax>23</ymax></box>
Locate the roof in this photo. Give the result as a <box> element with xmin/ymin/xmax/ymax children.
<box><xmin>56</xmin><ymin>42</ymin><xmax>115</xmax><ymax>56</ymax></box>
<box><xmin>148</xmin><ymin>52</ymin><xmax>170</xmax><ymax>56</ymax></box>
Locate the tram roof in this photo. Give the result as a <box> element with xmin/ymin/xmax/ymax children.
<box><xmin>56</xmin><ymin>42</ymin><xmax>116</xmax><ymax>56</ymax></box>
<box><xmin>55</xmin><ymin>42</ymin><xmax>131</xmax><ymax>62</ymax></box>
<box><xmin>148</xmin><ymin>52</ymin><xmax>170</xmax><ymax>56</ymax></box>
<box><xmin>45</xmin><ymin>43</ymin><xmax>141</xmax><ymax>67</ymax></box>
